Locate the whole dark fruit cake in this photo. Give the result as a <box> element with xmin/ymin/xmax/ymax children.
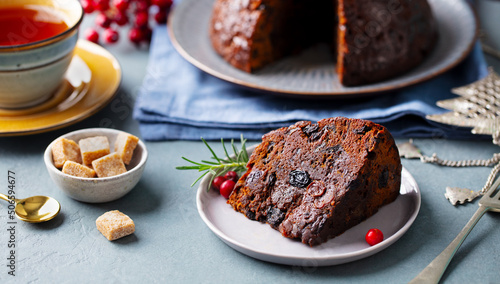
<box><xmin>209</xmin><ymin>0</ymin><xmax>437</xmax><ymax>86</ymax></box>
<box><xmin>227</xmin><ymin>117</ymin><xmax>402</xmax><ymax>246</ymax></box>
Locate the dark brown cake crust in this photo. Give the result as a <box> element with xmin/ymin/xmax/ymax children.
<box><xmin>209</xmin><ymin>0</ymin><xmax>334</xmax><ymax>73</ymax></box>
<box><xmin>227</xmin><ymin>117</ymin><xmax>401</xmax><ymax>246</ymax></box>
<box><xmin>209</xmin><ymin>0</ymin><xmax>437</xmax><ymax>86</ymax></box>
<box><xmin>337</xmin><ymin>0</ymin><xmax>437</xmax><ymax>86</ymax></box>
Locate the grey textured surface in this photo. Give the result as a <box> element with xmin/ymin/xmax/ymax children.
<box><xmin>1</xmin><ymin>14</ymin><xmax>500</xmax><ymax>284</ymax></box>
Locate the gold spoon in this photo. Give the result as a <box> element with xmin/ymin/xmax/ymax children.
<box><xmin>0</xmin><ymin>193</ymin><xmax>61</xmax><ymax>223</ymax></box>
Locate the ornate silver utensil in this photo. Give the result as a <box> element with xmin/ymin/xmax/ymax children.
<box><xmin>409</xmin><ymin>175</ymin><xmax>500</xmax><ymax>283</ymax></box>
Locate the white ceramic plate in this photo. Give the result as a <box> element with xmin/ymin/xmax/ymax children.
<box><xmin>196</xmin><ymin>149</ymin><xmax>420</xmax><ymax>266</ymax></box>
<box><xmin>169</xmin><ymin>0</ymin><xmax>476</xmax><ymax>97</ymax></box>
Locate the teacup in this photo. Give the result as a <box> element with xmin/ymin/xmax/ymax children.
<box><xmin>0</xmin><ymin>0</ymin><xmax>83</xmax><ymax>109</ymax></box>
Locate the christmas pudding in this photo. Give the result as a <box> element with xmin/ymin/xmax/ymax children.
<box><xmin>227</xmin><ymin>117</ymin><xmax>402</xmax><ymax>246</ymax></box>
<box><xmin>209</xmin><ymin>0</ymin><xmax>437</xmax><ymax>86</ymax></box>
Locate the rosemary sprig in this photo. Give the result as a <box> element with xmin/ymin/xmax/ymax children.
<box><xmin>176</xmin><ymin>135</ymin><xmax>249</xmax><ymax>189</ymax></box>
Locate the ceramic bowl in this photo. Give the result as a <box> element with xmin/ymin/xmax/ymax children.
<box><xmin>0</xmin><ymin>0</ymin><xmax>83</xmax><ymax>109</ymax></box>
<box><xmin>44</xmin><ymin>128</ymin><xmax>148</xmax><ymax>203</ymax></box>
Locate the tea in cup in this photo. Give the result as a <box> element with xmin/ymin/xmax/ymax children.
<box><xmin>0</xmin><ymin>0</ymin><xmax>84</xmax><ymax>109</ymax></box>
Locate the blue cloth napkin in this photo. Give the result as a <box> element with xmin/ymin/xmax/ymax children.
<box><xmin>133</xmin><ymin>23</ymin><xmax>489</xmax><ymax>141</ymax></box>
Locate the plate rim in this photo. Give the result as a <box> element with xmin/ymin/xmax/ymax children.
<box><xmin>169</xmin><ymin>0</ymin><xmax>477</xmax><ymax>98</ymax></box>
<box><xmin>0</xmin><ymin>39</ymin><xmax>122</xmax><ymax>136</ymax></box>
<box><xmin>196</xmin><ymin>145</ymin><xmax>421</xmax><ymax>266</ymax></box>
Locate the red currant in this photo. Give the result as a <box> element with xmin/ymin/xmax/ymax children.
<box><xmin>220</xmin><ymin>180</ymin><xmax>236</xmax><ymax>199</ymax></box>
<box><xmin>152</xmin><ymin>0</ymin><xmax>172</xmax><ymax>9</ymax></box>
<box><xmin>84</xmin><ymin>28</ymin><xmax>99</xmax><ymax>44</ymax></box>
<box><xmin>365</xmin><ymin>228</ymin><xmax>384</xmax><ymax>246</ymax></box>
<box><xmin>224</xmin><ymin>171</ymin><xmax>239</xmax><ymax>183</ymax></box>
<box><xmin>212</xmin><ymin>176</ymin><xmax>226</xmax><ymax>191</ymax></box>
<box><xmin>135</xmin><ymin>11</ymin><xmax>149</xmax><ymax>27</ymax></box>
<box><xmin>114</xmin><ymin>12</ymin><xmax>129</xmax><ymax>26</ymax></box>
<box><xmin>94</xmin><ymin>0</ymin><xmax>110</xmax><ymax>11</ymax></box>
<box><xmin>81</xmin><ymin>0</ymin><xmax>96</xmax><ymax>14</ymax></box>
<box><xmin>103</xmin><ymin>28</ymin><xmax>119</xmax><ymax>44</ymax></box>
<box><xmin>135</xmin><ymin>0</ymin><xmax>151</xmax><ymax>12</ymax></box>
<box><xmin>154</xmin><ymin>10</ymin><xmax>168</xmax><ymax>24</ymax></box>
<box><xmin>95</xmin><ymin>13</ymin><xmax>112</xmax><ymax>28</ymax></box>
<box><xmin>112</xmin><ymin>0</ymin><xmax>129</xmax><ymax>11</ymax></box>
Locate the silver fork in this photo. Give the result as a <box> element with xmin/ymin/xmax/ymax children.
<box><xmin>410</xmin><ymin>176</ymin><xmax>500</xmax><ymax>283</ymax></box>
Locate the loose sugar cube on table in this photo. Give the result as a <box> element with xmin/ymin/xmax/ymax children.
<box><xmin>52</xmin><ymin>138</ymin><xmax>82</xmax><ymax>168</ymax></box>
<box><xmin>96</xmin><ymin>210</ymin><xmax>135</xmax><ymax>241</ymax></box>
<box><xmin>92</xmin><ymin>152</ymin><xmax>127</xmax><ymax>178</ymax></box>
<box><xmin>62</xmin><ymin>161</ymin><xmax>96</xmax><ymax>178</ymax></box>
<box><xmin>79</xmin><ymin>136</ymin><xmax>110</xmax><ymax>167</ymax></box>
<box><xmin>114</xmin><ymin>132</ymin><xmax>139</xmax><ymax>165</ymax></box>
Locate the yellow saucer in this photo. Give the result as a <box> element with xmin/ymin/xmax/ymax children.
<box><xmin>0</xmin><ymin>40</ymin><xmax>121</xmax><ymax>136</ymax></box>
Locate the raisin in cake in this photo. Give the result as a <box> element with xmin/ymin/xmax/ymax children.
<box><xmin>227</xmin><ymin>117</ymin><xmax>401</xmax><ymax>246</ymax></box>
<box><xmin>209</xmin><ymin>0</ymin><xmax>437</xmax><ymax>86</ymax></box>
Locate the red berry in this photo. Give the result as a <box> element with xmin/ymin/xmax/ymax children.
<box><xmin>220</xmin><ymin>180</ymin><xmax>236</xmax><ymax>199</ymax></box>
<box><xmin>103</xmin><ymin>28</ymin><xmax>119</xmax><ymax>43</ymax></box>
<box><xmin>154</xmin><ymin>10</ymin><xmax>168</xmax><ymax>24</ymax></box>
<box><xmin>112</xmin><ymin>0</ymin><xmax>129</xmax><ymax>11</ymax></box>
<box><xmin>152</xmin><ymin>0</ymin><xmax>172</xmax><ymax>9</ymax></box>
<box><xmin>212</xmin><ymin>176</ymin><xmax>226</xmax><ymax>191</ymax></box>
<box><xmin>224</xmin><ymin>171</ymin><xmax>239</xmax><ymax>183</ymax></box>
<box><xmin>95</xmin><ymin>13</ymin><xmax>112</xmax><ymax>28</ymax></box>
<box><xmin>365</xmin><ymin>228</ymin><xmax>384</xmax><ymax>246</ymax></box>
<box><xmin>84</xmin><ymin>28</ymin><xmax>99</xmax><ymax>44</ymax></box>
<box><xmin>135</xmin><ymin>0</ymin><xmax>151</xmax><ymax>12</ymax></box>
<box><xmin>81</xmin><ymin>0</ymin><xmax>96</xmax><ymax>14</ymax></box>
<box><xmin>114</xmin><ymin>12</ymin><xmax>129</xmax><ymax>26</ymax></box>
<box><xmin>135</xmin><ymin>11</ymin><xmax>149</xmax><ymax>27</ymax></box>
<box><xmin>94</xmin><ymin>0</ymin><xmax>110</xmax><ymax>11</ymax></box>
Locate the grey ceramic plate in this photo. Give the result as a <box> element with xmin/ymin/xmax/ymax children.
<box><xmin>169</xmin><ymin>0</ymin><xmax>477</xmax><ymax>98</ymax></box>
<box><xmin>196</xmin><ymin>145</ymin><xmax>421</xmax><ymax>266</ymax></box>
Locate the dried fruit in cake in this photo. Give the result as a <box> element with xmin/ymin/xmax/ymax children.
<box><xmin>227</xmin><ymin>117</ymin><xmax>401</xmax><ymax>246</ymax></box>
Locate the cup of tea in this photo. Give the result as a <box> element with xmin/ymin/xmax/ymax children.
<box><xmin>0</xmin><ymin>0</ymin><xmax>84</xmax><ymax>109</ymax></box>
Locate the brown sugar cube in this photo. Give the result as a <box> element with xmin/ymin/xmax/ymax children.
<box><xmin>114</xmin><ymin>132</ymin><xmax>139</xmax><ymax>165</ymax></box>
<box><xmin>79</xmin><ymin>136</ymin><xmax>110</xmax><ymax>167</ymax></box>
<box><xmin>51</xmin><ymin>138</ymin><xmax>82</xmax><ymax>168</ymax></box>
<box><xmin>62</xmin><ymin>161</ymin><xmax>96</xmax><ymax>178</ymax></box>
<box><xmin>92</xmin><ymin>152</ymin><xmax>127</xmax><ymax>178</ymax></box>
<box><xmin>96</xmin><ymin>210</ymin><xmax>135</xmax><ymax>241</ymax></box>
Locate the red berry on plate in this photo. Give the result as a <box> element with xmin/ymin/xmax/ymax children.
<box><xmin>135</xmin><ymin>11</ymin><xmax>149</xmax><ymax>27</ymax></box>
<box><xmin>112</xmin><ymin>0</ymin><xmax>129</xmax><ymax>11</ymax></box>
<box><xmin>224</xmin><ymin>171</ymin><xmax>239</xmax><ymax>183</ymax></box>
<box><xmin>365</xmin><ymin>228</ymin><xmax>384</xmax><ymax>246</ymax></box>
<box><xmin>220</xmin><ymin>180</ymin><xmax>236</xmax><ymax>199</ymax></box>
<box><xmin>212</xmin><ymin>176</ymin><xmax>226</xmax><ymax>191</ymax></box>
<box><xmin>103</xmin><ymin>28</ymin><xmax>119</xmax><ymax>44</ymax></box>
<box><xmin>95</xmin><ymin>13</ymin><xmax>112</xmax><ymax>28</ymax></box>
<box><xmin>84</xmin><ymin>28</ymin><xmax>99</xmax><ymax>43</ymax></box>
<box><xmin>81</xmin><ymin>0</ymin><xmax>96</xmax><ymax>14</ymax></box>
